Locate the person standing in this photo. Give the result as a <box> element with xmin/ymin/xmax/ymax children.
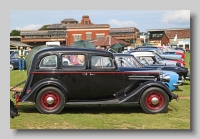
<box><xmin>26</xmin><ymin>47</ymin><xmax>31</xmax><ymax>55</ymax></box>
<box><xmin>18</xmin><ymin>46</ymin><xmax>26</xmax><ymax>71</ymax></box>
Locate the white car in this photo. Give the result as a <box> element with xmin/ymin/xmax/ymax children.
<box><xmin>129</xmin><ymin>51</ymin><xmax>184</xmax><ymax>67</ymax></box>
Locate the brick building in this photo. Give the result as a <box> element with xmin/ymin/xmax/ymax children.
<box><xmin>147</xmin><ymin>28</ymin><xmax>190</xmax><ymax>49</ymax></box>
<box><xmin>20</xmin><ymin>15</ymin><xmax>110</xmax><ymax>47</ymax></box>
<box><xmin>110</xmin><ymin>27</ymin><xmax>139</xmax><ymax>46</ymax></box>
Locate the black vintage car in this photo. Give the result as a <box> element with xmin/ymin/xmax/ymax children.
<box><xmin>14</xmin><ymin>46</ymin><xmax>179</xmax><ymax>114</ymax></box>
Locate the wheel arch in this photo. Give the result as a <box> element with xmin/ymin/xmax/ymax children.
<box><xmin>20</xmin><ymin>79</ymin><xmax>69</xmax><ymax>103</ymax></box>
<box><xmin>119</xmin><ymin>81</ymin><xmax>172</xmax><ymax>103</ymax></box>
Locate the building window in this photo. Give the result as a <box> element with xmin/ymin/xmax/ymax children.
<box><xmin>86</xmin><ymin>34</ymin><xmax>91</xmax><ymax>40</ymax></box>
<box><xmin>86</xmin><ymin>32</ymin><xmax>92</xmax><ymax>40</ymax></box>
<box><xmin>96</xmin><ymin>34</ymin><xmax>105</xmax><ymax>39</ymax></box>
<box><xmin>73</xmin><ymin>34</ymin><xmax>82</xmax><ymax>42</ymax></box>
<box><xmin>85</xmin><ymin>21</ymin><xmax>88</xmax><ymax>25</ymax></box>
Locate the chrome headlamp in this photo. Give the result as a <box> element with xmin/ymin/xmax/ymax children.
<box><xmin>160</xmin><ymin>73</ymin><xmax>170</xmax><ymax>83</ymax></box>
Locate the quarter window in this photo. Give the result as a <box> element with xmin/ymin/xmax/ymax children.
<box><xmin>39</xmin><ymin>55</ymin><xmax>57</xmax><ymax>68</ymax></box>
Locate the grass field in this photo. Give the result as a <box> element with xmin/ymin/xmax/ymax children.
<box><xmin>10</xmin><ymin>53</ymin><xmax>190</xmax><ymax>129</ymax></box>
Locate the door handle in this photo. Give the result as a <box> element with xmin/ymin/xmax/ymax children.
<box><xmin>90</xmin><ymin>73</ymin><xmax>95</xmax><ymax>76</ymax></box>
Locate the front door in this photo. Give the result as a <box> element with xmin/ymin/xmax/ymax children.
<box><xmin>88</xmin><ymin>55</ymin><xmax>124</xmax><ymax>100</ymax></box>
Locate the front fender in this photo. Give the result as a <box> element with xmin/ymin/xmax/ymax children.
<box><xmin>119</xmin><ymin>80</ymin><xmax>172</xmax><ymax>103</ymax></box>
<box><xmin>20</xmin><ymin>79</ymin><xmax>68</xmax><ymax>102</ymax></box>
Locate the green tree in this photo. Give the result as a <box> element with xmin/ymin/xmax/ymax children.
<box><xmin>38</xmin><ymin>24</ymin><xmax>50</xmax><ymax>30</ymax></box>
<box><xmin>10</xmin><ymin>30</ymin><xmax>20</xmax><ymax>36</ymax></box>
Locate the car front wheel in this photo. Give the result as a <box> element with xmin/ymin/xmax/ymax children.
<box><xmin>36</xmin><ymin>86</ymin><xmax>66</xmax><ymax>114</ymax></box>
<box><xmin>140</xmin><ymin>87</ymin><xmax>169</xmax><ymax>114</ymax></box>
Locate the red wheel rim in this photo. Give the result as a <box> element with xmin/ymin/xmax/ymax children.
<box><xmin>40</xmin><ymin>91</ymin><xmax>60</xmax><ymax>110</ymax></box>
<box><xmin>145</xmin><ymin>91</ymin><xmax>165</xmax><ymax>110</ymax></box>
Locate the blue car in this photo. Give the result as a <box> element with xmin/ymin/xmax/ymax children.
<box><xmin>10</xmin><ymin>51</ymin><xmax>27</xmax><ymax>70</ymax></box>
<box><xmin>160</xmin><ymin>70</ymin><xmax>179</xmax><ymax>91</ymax></box>
<box><xmin>114</xmin><ymin>54</ymin><xmax>180</xmax><ymax>92</ymax></box>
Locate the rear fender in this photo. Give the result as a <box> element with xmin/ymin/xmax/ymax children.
<box><xmin>20</xmin><ymin>79</ymin><xmax>68</xmax><ymax>102</ymax></box>
<box><xmin>119</xmin><ymin>80</ymin><xmax>172</xmax><ymax>103</ymax></box>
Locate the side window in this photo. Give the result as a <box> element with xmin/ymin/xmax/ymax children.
<box><xmin>91</xmin><ymin>56</ymin><xmax>115</xmax><ymax>69</ymax></box>
<box><xmin>62</xmin><ymin>54</ymin><xmax>85</xmax><ymax>68</ymax></box>
<box><xmin>139</xmin><ymin>56</ymin><xmax>154</xmax><ymax>65</ymax></box>
<box><xmin>39</xmin><ymin>55</ymin><xmax>57</xmax><ymax>68</ymax></box>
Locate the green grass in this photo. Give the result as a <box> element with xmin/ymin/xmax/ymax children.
<box><xmin>10</xmin><ymin>53</ymin><xmax>190</xmax><ymax>129</ymax></box>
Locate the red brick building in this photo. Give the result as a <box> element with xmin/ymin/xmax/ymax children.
<box><xmin>20</xmin><ymin>15</ymin><xmax>110</xmax><ymax>47</ymax></box>
<box><xmin>66</xmin><ymin>15</ymin><xmax>110</xmax><ymax>46</ymax></box>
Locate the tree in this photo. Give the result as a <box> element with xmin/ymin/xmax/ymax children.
<box><xmin>38</xmin><ymin>24</ymin><xmax>50</xmax><ymax>30</ymax></box>
<box><xmin>10</xmin><ymin>30</ymin><xmax>20</xmax><ymax>36</ymax></box>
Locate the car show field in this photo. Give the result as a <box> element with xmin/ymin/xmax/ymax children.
<box><xmin>10</xmin><ymin>50</ymin><xmax>190</xmax><ymax>129</ymax></box>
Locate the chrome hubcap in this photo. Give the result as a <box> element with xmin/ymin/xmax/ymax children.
<box><xmin>151</xmin><ymin>97</ymin><xmax>159</xmax><ymax>105</ymax></box>
<box><xmin>46</xmin><ymin>97</ymin><xmax>54</xmax><ymax>104</ymax></box>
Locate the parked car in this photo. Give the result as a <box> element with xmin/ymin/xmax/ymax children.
<box><xmin>162</xmin><ymin>51</ymin><xmax>185</xmax><ymax>61</ymax></box>
<box><xmin>174</xmin><ymin>47</ymin><xmax>185</xmax><ymax>53</ymax></box>
<box><xmin>13</xmin><ymin>47</ymin><xmax>179</xmax><ymax>114</ymax></box>
<box><xmin>127</xmin><ymin>52</ymin><xmax>189</xmax><ymax>80</ymax></box>
<box><xmin>114</xmin><ymin>53</ymin><xmax>181</xmax><ymax>92</ymax></box>
<box><xmin>132</xmin><ymin>46</ymin><xmax>185</xmax><ymax>63</ymax></box>
<box><xmin>10</xmin><ymin>51</ymin><xmax>28</xmax><ymax>70</ymax></box>
<box><xmin>129</xmin><ymin>51</ymin><xmax>185</xmax><ymax>67</ymax></box>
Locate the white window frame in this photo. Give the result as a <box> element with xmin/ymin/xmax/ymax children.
<box><xmin>73</xmin><ymin>34</ymin><xmax>82</xmax><ymax>42</ymax></box>
<box><xmin>96</xmin><ymin>33</ymin><xmax>105</xmax><ymax>39</ymax></box>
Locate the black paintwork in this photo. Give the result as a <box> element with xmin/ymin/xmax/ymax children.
<box><xmin>19</xmin><ymin>47</ymin><xmax>177</xmax><ymax>104</ymax></box>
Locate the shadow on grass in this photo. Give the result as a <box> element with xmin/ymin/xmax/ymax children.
<box><xmin>183</xmin><ymin>83</ymin><xmax>190</xmax><ymax>86</ymax></box>
<box><xmin>18</xmin><ymin>104</ymin><xmax>146</xmax><ymax>114</ymax></box>
<box><xmin>174</xmin><ymin>88</ymin><xmax>183</xmax><ymax>92</ymax></box>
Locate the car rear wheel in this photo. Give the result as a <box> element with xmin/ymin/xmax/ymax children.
<box><xmin>36</xmin><ymin>86</ymin><xmax>66</xmax><ymax>114</ymax></box>
<box><xmin>140</xmin><ymin>87</ymin><xmax>169</xmax><ymax>114</ymax></box>
<box><xmin>10</xmin><ymin>63</ymin><xmax>14</xmax><ymax>70</ymax></box>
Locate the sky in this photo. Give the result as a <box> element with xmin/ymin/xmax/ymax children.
<box><xmin>10</xmin><ymin>10</ymin><xmax>190</xmax><ymax>33</ymax></box>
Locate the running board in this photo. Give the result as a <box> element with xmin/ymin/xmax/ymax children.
<box><xmin>66</xmin><ymin>99</ymin><xmax>121</xmax><ymax>104</ymax></box>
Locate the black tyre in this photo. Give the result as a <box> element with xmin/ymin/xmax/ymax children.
<box><xmin>36</xmin><ymin>86</ymin><xmax>66</xmax><ymax>114</ymax></box>
<box><xmin>10</xmin><ymin>63</ymin><xmax>15</xmax><ymax>70</ymax></box>
<box><xmin>140</xmin><ymin>87</ymin><xmax>169</xmax><ymax>114</ymax></box>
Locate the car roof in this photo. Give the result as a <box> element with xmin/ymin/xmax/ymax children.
<box><xmin>35</xmin><ymin>46</ymin><xmax>114</xmax><ymax>56</ymax></box>
<box><xmin>134</xmin><ymin>46</ymin><xmax>158</xmax><ymax>48</ymax></box>
<box><xmin>129</xmin><ymin>51</ymin><xmax>155</xmax><ymax>56</ymax></box>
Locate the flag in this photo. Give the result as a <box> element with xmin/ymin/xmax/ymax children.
<box><xmin>173</xmin><ymin>34</ymin><xmax>177</xmax><ymax>41</ymax></box>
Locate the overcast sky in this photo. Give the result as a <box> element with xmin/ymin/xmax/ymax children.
<box><xmin>10</xmin><ymin>10</ymin><xmax>190</xmax><ymax>32</ymax></box>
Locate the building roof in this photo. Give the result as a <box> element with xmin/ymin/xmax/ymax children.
<box><xmin>110</xmin><ymin>27</ymin><xmax>135</xmax><ymax>33</ymax></box>
<box><xmin>92</xmin><ymin>35</ymin><xmax>130</xmax><ymax>46</ymax></box>
<box><xmin>66</xmin><ymin>24</ymin><xmax>110</xmax><ymax>29</ymax></box>
<box><xmin>146</xmin><ymin>27</ymin><xmax>190</xmax><ymax>32</ymax></box>
<box><xmin>20</xmin><ymin>30</ymin><xmax>66</xmax><ymax>36</ymax></box>
<box><xmin>47</xmin><ymin>24</ymin><xmax>66</xmax><ymax>29</ymax></box>
<box><xmin>164</xmin><ymin>29</ymin><xmax>190</xmax><ymax>39</ymax></box>
<box><xmin>61</xmin><ymin>18</ymin><xmax>78</xmax><ymax>23</ymax></box>
<box><xmin>10</xmin><ymin>40</ymin><xmax>32</xmax><ymax>48</ymax></box>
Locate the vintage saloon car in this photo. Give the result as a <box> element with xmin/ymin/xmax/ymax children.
<box><xmin>15</xmin><ymin>46</ymin><xmax>179</xmax><ymax>114</ymax></box>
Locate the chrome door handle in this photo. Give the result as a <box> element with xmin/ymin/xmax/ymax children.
<box><xmin>90</xmin><ymin>73</ymin><xmax>95</xmax><ymax>76</ymax></box>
